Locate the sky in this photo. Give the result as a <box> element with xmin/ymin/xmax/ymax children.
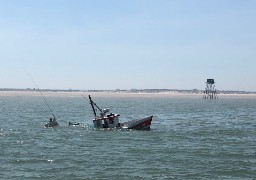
<box><xmin>0</xmin><ymin>0</ymin><xmax>256</xmax><ymax>91</ymax></box>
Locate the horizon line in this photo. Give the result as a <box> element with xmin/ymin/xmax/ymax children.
<box><xmin>0</xmin><ymin>87</ymin><xmax>255</xmax><ymax>93</ymax></box>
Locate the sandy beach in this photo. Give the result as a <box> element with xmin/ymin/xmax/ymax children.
<box><xmin>1</xmin><ymin>90</ymin><xmax>256</xmax><ymax>98</ymax></box>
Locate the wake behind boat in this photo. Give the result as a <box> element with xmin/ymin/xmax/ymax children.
<box><xmin>88</xmin><ymin>95</ymin><xmax>153</xmax><ymax>130</ymax></box>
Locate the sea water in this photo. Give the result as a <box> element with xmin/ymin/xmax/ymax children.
<box><xmin>0</xmin><ymin>94</ymin><xmax>255</xmax><ymax>179</ymax></box>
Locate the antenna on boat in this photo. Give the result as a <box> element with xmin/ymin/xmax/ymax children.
<box><xmin>23</xmin><ymin>68</ymin><xmax>56</xmax><ymax>119</ymax></box>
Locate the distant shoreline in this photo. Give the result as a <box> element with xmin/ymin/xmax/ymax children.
<box><xmin>1</xmin><ymin>90</ymin><xmax>256</xmax><ymax>98</ymax></box>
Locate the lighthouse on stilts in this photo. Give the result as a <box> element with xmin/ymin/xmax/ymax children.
<box><xmin>203</xmin><ymin>79</ymin><xmax>218</xmax><ymax>99</ymax></box>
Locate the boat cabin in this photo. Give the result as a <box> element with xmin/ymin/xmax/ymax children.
<box><xmin>93</xmin><ymin>111</ymin><xmax>121</xmax><ymax>129</ymax></box>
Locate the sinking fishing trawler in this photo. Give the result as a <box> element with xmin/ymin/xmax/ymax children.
<box><xmin>88</xmin><ymin>95</ymin><xmax>153</xmax><ymax>130</ymax></box>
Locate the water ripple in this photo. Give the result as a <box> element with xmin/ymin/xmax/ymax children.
<box><xmin>0</xmin><ymin>96</ymin><xmax>255</xmax><ymax>179</ymax></box>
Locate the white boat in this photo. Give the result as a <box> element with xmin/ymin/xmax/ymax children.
<box><xmin>68</xmin><ymin>121</ymin><xmax>80</xmax><ymax>126</ymax></box>
<box><xmin>88</xmin><ymin>95</ymin><xmax>153</xmax><ymax>130</ymax></box>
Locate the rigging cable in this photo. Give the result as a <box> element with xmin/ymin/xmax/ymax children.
<box><xmin>23</xmin><ymin>68</ymin><xmax>56</xmax><ymax>119</ymax></box>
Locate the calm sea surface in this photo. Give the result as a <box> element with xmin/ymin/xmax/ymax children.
<box><xmin>0</xmin><ymin>94</ymin><xmax>255</xmax><ymax>179</ymax></box>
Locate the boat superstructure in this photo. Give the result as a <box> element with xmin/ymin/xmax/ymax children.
<box><xmin>88</xmin><ymin>95</ymin><xmax>153</xmax><ymax>130</ymax></box>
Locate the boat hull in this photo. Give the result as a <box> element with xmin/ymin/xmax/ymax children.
<box><xmin>93</xmin><ymin>115</ymin><xmax>153</xmax><ymax>130</ymax></box>
<box><xmin>123</xmin><ymin>115</ymin><xmax>153</xmax><ymax>130</ymax></box>
<box><xmin>45</xmin><ymin>121</ymin><xmax>59</xmax><ymax>127</ymax></box>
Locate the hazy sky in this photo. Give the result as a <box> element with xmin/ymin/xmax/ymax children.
<box><xmin>0</xmin><ymin>0</ymin><xmax>256</xmax><ymax>91</ymax></box>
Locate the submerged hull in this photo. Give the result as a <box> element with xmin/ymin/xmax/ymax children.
<box><xmin>123</xmin><ymin>115</ymin><xmax>153</xmax><ymax>130</ymax></box>
<box><xmin>45</xmin><ymin>121</ymin><xmax>59</xmax><ymax>127</ymax></box>
<box><xmin>93</xmin><ymin>115</ymin><xmax>153</xmax><ymax>130</ymax></box>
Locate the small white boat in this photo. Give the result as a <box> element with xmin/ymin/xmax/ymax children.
<box><xmin>88</xmin><ymin>95</ymin><xmax>153</xmax><ymax>130</ymax></box>
<box><xmin>45</xmin><ymin>117</ymin><xmax>59</xmax><ymax>127</ymax></box>
<box><xmin>68</xmin><ymin>122</ymin><xmax>80</xmax><ymax>126</ymax></box>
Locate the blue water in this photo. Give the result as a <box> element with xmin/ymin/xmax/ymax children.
<box><xmin>0</xmin><ymin>94</ymin><xmax>255</xmax><ymax>179</ymax></box>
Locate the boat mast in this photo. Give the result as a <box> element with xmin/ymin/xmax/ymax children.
<box><xmin>89</xmin><ymin>95</ymin><xmax>97</xmax><ymax>117</ymax></box>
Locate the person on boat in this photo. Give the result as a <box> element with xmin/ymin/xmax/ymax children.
<box><xmin>45</xmin><ymin>116</ymin><xmax>58</xmax><ymax>127</ymax></box>
<box><xmin>49</xmin><ymin>117</ymin><xmax>57</xmax><ymax>123</ymax></box>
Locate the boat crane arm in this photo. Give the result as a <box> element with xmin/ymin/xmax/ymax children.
<box><xmin>88</xmin><ymin>95</ymin><xmax>104</xmax><ymax>117</ymax></box>
<box><xmin>88</xmin><ymin>95</ymin><xmax>97</xmax><ymax>117</ymax></box>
